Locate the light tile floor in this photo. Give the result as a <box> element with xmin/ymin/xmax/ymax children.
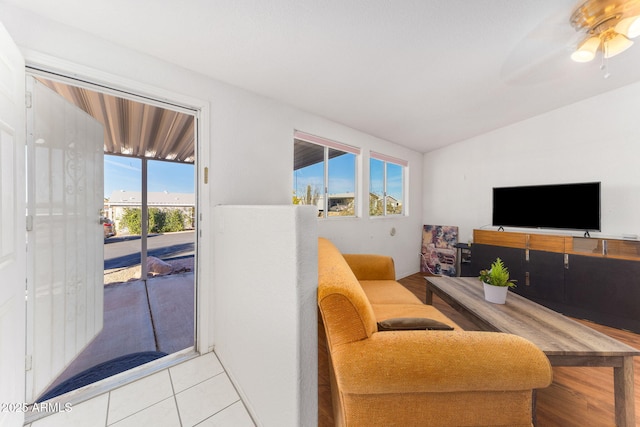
<box><xmin>25</xmin><ymin>353</ymin><xmax>255</xmax><ymax>427</ymax></box>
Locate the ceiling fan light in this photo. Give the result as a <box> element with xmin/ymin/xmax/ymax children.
<box><xmin>604</xmin><ymin>33</ymin><xmax>634</xmax><ymax>58</ymax></box>
<box><xmin>615</xmin><ymin>15</ymin><xmax>640</xmax><ymax>39</ymax></box>
<box><xmin>571</xmin><ymin>36</ymin><xmax>600</xmax><ymax>62</ymax></box>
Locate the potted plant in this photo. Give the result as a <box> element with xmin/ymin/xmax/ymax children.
<box><xmin>478</xmin><ymin>258</ymin><xmax>516</xmax><ymax>304</ymax></box>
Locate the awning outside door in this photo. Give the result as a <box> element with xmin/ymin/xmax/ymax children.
<box><xmin>38</xmin><ymin>79</ymin><xmax>195</xmax><ymax>164</ymax></box>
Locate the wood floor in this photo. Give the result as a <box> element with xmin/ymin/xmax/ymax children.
<box><xmin>318</xmin><ymin>272</ymin><xmax>640</xmax><ymax>427</ymax></box>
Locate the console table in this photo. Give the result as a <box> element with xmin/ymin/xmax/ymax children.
<box><xmin>425</xmin><ymin>276</ymin><xmax>640</xmax><ymax>427</ymax></box>
<box><xmin>471</xmin><ymin>229</ymin><xmax>640</xmax><ymax>333</ymax></box>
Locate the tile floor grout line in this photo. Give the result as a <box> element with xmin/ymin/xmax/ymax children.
<box><xmin>108</xmin><ymin>395</ymin><xmax>176</xmax><ymax>426</ymax></box>
<box><xmin>167</xmin><ymin>367</ymin><xmax>184</xmax><ymax>427</ymax></box>
<box><xmin>105</xmin><ymin>390</ymin><xmax>111</xmax><ymax>427</ymax></box>
<box><xmin>216</xmin><ymin>371</ymin><xmax>258</xmax><ymax>427</ymax></box>
<box><xmin>104</xmin><ymin>369</ymin><xmax>175</xmax><ymax>426</ymax></box>
<box><xmin>174</xmin><ymin>369</ymin><xmax>226</xmax><ymax>395</ymax></box>
<box><xmin>192</xmin><ymin>400</ymin><xmax>242</xmax><ymax>427</ymax></box>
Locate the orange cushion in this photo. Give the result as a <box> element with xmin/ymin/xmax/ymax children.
<box><xmin>359</xmin><ymin>280</ymin><xmax>422</xmax><ymax>305</ymax></box>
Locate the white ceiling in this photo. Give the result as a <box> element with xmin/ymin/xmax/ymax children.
<box><xmin>8</xmin><ymin>0</ymin><xmax>640</xmax><ymax>153</ymax></box>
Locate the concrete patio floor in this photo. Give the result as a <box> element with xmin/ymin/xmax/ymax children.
<box><xmin>41</xmin><ymin>272</ymin><xmax>195</xmax><ymax>397</ymax></box>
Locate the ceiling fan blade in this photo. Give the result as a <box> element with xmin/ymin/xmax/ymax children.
<box><xmin>501</xmin><ymin>6</ymin><xmax>583</xmax><ymax>85</ymax></box>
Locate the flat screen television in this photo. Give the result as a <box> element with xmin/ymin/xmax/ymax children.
<box><xmin>492</xmin><ymin>182</ymin><xmax>601</xmax><ymax>231</ymax></box>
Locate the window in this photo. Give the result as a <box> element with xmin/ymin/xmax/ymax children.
<box><xmin>369</xmin><ymin>152</ymin><xmax>407</xmax><ymax>216</ymax></box>
<box><xmin>293</xmin><ymin>131</ymin><xmax>359</xmax><ymax>218</ymax></box>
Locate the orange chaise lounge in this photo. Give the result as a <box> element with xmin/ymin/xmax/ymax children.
<box><xmin>317</xmin><ymin>237</ymin><xmax>553</xmax><ymax>427</ymax></box>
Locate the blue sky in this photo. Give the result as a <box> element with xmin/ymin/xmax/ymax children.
<box><xmin>104</xmin><ymin>155</ymin><xmax>195</xmax><ymax>198</ymax></box>
<box><xmin>294</xmin><ymin>154</ymin><xmax>357</xmax><ymax>196</ymax></box>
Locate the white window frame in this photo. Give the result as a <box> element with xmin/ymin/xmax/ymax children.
<box><xmin>369</xmin><ymin>151</ymin><xmax>408</xmax><ymax>217</ymax></box>
<box><xmin>294</xmin><ymin>130</ymin><xmax>360</xmax><ymax>218</ymax></box>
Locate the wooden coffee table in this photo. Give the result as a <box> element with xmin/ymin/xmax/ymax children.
<box><xmin>425</xmin><ymin>276</ymin><xmax>640</xmax><ymax>427</ymax></box>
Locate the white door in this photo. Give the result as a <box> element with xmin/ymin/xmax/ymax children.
<box><xmin>25</xmin><ymin>76</ymin><xmax>105</xmax><ymax>402</ymax></box>
<box><xmin>0</xmin><ymin>22</ymin><xmax>27</xmax><ymax>426</ymax></box>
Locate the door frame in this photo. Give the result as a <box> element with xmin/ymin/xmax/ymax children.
<box><xmin>24</xmin><ymin>51</ymin><xmax>213</xmax><ymax>361</ymax></box>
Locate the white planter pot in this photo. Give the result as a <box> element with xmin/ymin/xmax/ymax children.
<box><xmin>483</xmin><ymin>282</ymin><xmax>508</xmax><ymax>304</ymax></box>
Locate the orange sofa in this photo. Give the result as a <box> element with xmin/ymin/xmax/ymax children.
<box><xmin>317</xmin><ymin>237</ymin><xmax>552</xmax><ymax>427</ymax></box>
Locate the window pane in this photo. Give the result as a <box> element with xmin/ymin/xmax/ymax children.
<box><xmin>104</xmin><ymin>155</ymin><xmax>142</xmax><ymax>279</ymax></box>
<box><xmin>148</xmin><ymin>159</ymin><xmax>196</xmax><ymax>231</ymax></box>
<box><xmin>104</xmin><ymin>155</ymin><xmax>142</xmax><ymax>235</ymax></box>
<box><xmin>386</xmin><ymin>162</ymin><xmax>403</xmax><ymax>215</ymax></box>
<box><xmin>369</xmin><ymin>158</ymin><xmax>384</xmax><ymax>216</ymax></box>
<box><xmin>148</xmin><ymin>160</ymin><xmax>194</xmax><ymax>194</ymax></box>
<box><xmin>293</xmin><ymin>140</ymin><xmax>324</xmax><ymax>215</ymax></box>
<box><xmin>327</xmin><ymin>148</ymin><xmax>355</xmax><ymax>216</ymax></box>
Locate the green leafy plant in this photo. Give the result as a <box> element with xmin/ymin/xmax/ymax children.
<box><xmin>163</xmin><ymin>209</ymin><xmax>186</xmax><ymax>232</ymax></box>
<box><xmin>119</xmin><ymin>207</ymin><xmax>186</xmax><ymax>235</ymax></box>
<box><xmin>478</xmin><ymin>258</ymin><xmax>516</xmax><ymax>288</ymax></box>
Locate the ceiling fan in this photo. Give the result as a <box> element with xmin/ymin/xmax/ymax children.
<box><xmin>570</xmin><ymin>0</ymin><xmax>640</xmax><ymax>66</ymax></box>
<box><xmin>501</xmin><ymin>0</ymin><xmax>640</xmax><ymax>85</ymax></box>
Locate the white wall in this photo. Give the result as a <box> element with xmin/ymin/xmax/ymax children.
<box><xmin>423</xmin><ymin>81</ymin><xmax>640</xmax><ymax>244</ymax></box>
<box><xmin>213</xmin><ymin>205</ymin><xmax>317</xmax><ymax>427</ymax></box>
<box><xmin>209</xmin><ymin>92</ymin><xmax>424</xmax><ymax>279</ymax></box>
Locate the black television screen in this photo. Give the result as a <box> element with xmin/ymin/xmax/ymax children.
<box><xmin>492</xmin><ymin>182</ymin><xmax>601</xmax><ymax>231</ymax></box>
